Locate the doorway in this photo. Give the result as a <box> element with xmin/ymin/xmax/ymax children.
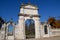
<box><xmin>25</xmin><ymin>19</ymin><xmax>35</xmax><ymax>39</ymax></box>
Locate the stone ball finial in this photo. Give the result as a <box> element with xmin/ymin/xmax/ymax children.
<box><xmin>21</xmin><ymin>3</ymin><xmax>24</xmax><ymax>6</ymax></box>
<box><xmin>10</xmin><ymin>18</ymin><xmax>13</xmax><ymax>24</ymax></box>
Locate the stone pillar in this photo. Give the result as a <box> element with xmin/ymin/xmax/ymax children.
<box><xmin>0</xmin><ymin>31</ymin><xmax>2</xmax><ymax>40</ymax></box>
<box><xmin>34</xmin><ymin>18</ymin><xmax>41</xmax><ymax>38</ymax></box>
<box><xmin>1</xmin><ymin>23</ymin><xmax>6</xmax><ymax>40</ymax></box>
<box><xmin>17</xmin><ymin>16</ymin><xmax>26</xmax><ymax>39</ymax></box>
<box><xmin>6</xmin><ymin>24</ymin><xmax>8</xmax><ymax>40</ymax></box>
<box><xmin>48</xmin><ymin>24</ymin><xmax>52</xmax><ymax>37</ymax></box>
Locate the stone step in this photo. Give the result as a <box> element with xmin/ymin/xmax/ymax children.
<box><xmin>7</xmin><ymin>36</ymin><xmax>14</xmax><ymax>40</ymax></box>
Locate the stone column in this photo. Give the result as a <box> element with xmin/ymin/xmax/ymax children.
<box><xmin>0</xmin><ymin>31</ymin><xmax>2</xmax><ymax>40</ymax></box>
<box><xmin>6</xmin><ymin>24</ymin><xmax>8</xmax><ymax>40</ymax></box>
<box><xmin>1</xmin><ymin>23</ymin><xmax>6</xmax><ymax>40</ymax></box>
<box><xmin>17</xmin><ymin>16</ymin><xmax>26</xmax><ymax>39</ymax></box>
<box><xmin>48</xmin><ymin>24</ymin><xmax>52</xmax><ymax>37</ymax></box>
<box><xmin>34</xmin><ymin>18</ymin><xmax>41</xmax><ymax>38</ymax></box>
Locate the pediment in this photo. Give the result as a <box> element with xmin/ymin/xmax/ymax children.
<box><xmin>24</xmin><ymin>5</ymin><xmax>38</xmax><ymax>9</ymax></box>
<box><xmin>21</xmin><ymin>3</ymin><xmax>38</xmax><ymax>10</ymax></box>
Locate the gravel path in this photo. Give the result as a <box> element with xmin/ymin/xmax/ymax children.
<box><xmin>6</xmin><ymin>36</ymin><xmax>60</xmax><ymax>40</ymax></box>
<box><xmin>15</xmin><ymin>36</ymin><xmax>60</xmax><ymax>40</ymax></box>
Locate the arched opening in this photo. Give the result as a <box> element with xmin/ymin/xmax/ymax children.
<box><xmin>44</xmin><ymin>25</ymin><xmax>48</xmax><ymax>34</ymax></box>
<box><xmin>8</xmin><ymin>24</ymin><xmax>14</xmax><ymax>36</ymax></box>
<box><xmin>25</xmin><ymin>19</ymin><xmax>35</xmax><ymax>39</ymax></box>
<box><xmin>0</xmin><ymin>22</ymin><xmax>2</xmax><ymax>30</ymax></box>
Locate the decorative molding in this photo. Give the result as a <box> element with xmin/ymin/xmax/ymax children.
<box><xmin>20</xmin><ymin>7</ymin><xmax>38</xmax><ymax>10</ymax></box>
<box><xmin>20</xmin><ymin>3</ymin><xmax>39</xmax><ymax>10</ymax></box>
<box><xmin>18</xmin><ymin>13</ymin><xmax>40</xmax><ymax>18</ymax></box>
<box><xmin>20</xmin><ymin>3</ymin><xmax>38</xmax><ymax>8</ymax></box>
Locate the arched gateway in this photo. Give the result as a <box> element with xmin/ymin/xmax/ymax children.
<box><xmin>0</xmin><ymin>3</ymin><xmax>51</xmax><ymax>40</ymax></box>
<box><xmin>16</xmin><ymin>3</ymin><xmax>41</xmax><ymax>39</ymax></box>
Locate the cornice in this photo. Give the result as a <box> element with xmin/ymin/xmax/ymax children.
<box><xmin>18</xmin><ymin>13</ymin><xmax>40</xmax><ymax>18</ymax></box>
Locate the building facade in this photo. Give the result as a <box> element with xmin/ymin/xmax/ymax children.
<box><xmin>0</xmin><ymin>3</ymin><xmax>60</xmax><ymax>40</ymax></box>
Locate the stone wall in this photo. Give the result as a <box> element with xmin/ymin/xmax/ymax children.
<box><xmin>50</xmin><ymin>29</ymin><xmax>60</xmax><ymax>36</ymax></box>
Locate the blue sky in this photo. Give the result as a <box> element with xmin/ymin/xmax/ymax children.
<box><xmin>0</xmin><ymin>0</ymin><xmax>60</xmax><ymax>22</ymax></box>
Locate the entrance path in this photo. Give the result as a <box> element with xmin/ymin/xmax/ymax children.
<box><xmin>17</xmin><ymin>36</ymin><xmax>60</xmax><ymax>40</ymax></box>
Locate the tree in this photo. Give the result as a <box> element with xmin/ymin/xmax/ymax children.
<box><xmin>48</xmin><ymin>17</ymin><xmax>56</xmax><ymax>28</ymax></box>
<box><xmin>48</xmin><ymin>17</ymin><xmax>60</xmax><ymax>28</ymax></box>
<box><xmin>0</xmin><ymin>17</ymin><xmax>5</xmax><ymax>29</ymax></box>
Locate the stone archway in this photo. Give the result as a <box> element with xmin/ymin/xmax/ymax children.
<box><xmin>6</xmin><ymin>21</ymin><xmax>15</xmax><ymax>40</ymax></box>
<box><xmin>8</xmin><ymin>24</ymin><xmax>14</xmax><ymax>36</ymax></box>
<box><xmin>17</xmin><ymin>3</ymin><xmax>41</xmax><ymax>39</ymax></box>
<box><xmin>43</xmin><ymin>23</ymin><xmax>50</xmax><ymax>37</ymax></box>
<box><xmin>17</xmin><ymin>15</ymin><xmax>41</xmax><ymax>39</ymax></box>
<box><xmin>25</xmin><ymin>19</ymin><xmax>35</xmax><ymax>39</ymax></box>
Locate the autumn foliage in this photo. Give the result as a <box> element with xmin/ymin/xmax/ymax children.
<box><xmin>48</xmin><ymin>17</ymin><xmax>60</xmax><ymax>28</ymax></box>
